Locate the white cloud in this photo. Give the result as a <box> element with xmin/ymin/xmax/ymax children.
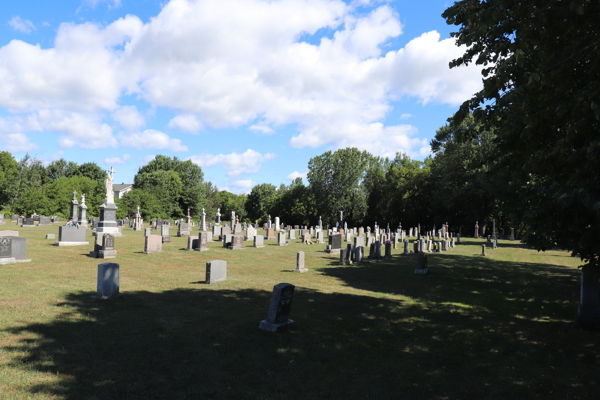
<box><xmin>84</xmin><ymin>0</ymin><xmax>122</xmax><ymax>9</ymax></box>
<box><xmin>399</xmin><ymin>113</ymin><xmax>412</xmax><ymax>119</ymax></box>
<box><xmin>220</xmin><ymin>179</ymin><xmax>254</xmax><ymax>194</ymax></box>
<box><xmin>142</xmin><ymin>154</ymin><xmax>156</xmax><ymax>164</ymax></box>
<box><xmin>8</xmin><ymin>16</ymin><xmax>35</xmax><ymax>34</ymax></box>
<box><xmin>104</xmin><ymin>153</ymin><xmax>131</xmax><ymax>165</ymax></box>
<box><xmin>188</xmin><ymin>149</ymin><xmax>275</xmax><ymax>177</ymax></box>
<box><xmin>118</xmin><ymin>129</ymin><xmax>188</xmax><ymax>152</ymax></box>
<box><xmin>167</xmin><ymin>114</ymin><xmax>203</xmax><ymax>133</ymax></box>
<box><xmin>0</xmin><ymin>133</ymin><xmax>37</xmax><ymax>152</ymax></box>
<box><xmin>287</xmin><ymin>171</ymin><xmax>307</xmax><ymax>180</ymax></box>
<box><xmin>113</xmin><ymin>105</ymin><xmax>145</xmax><ymax>131</ymax></box>
<box><xmin>0</xmin><ymin>1</ymin><xmax>483</xmax><ymax>156</ymax></box>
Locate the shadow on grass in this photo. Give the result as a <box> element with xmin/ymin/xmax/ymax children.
<box><xmin>3</xmin><ymin>254</ymin><xmax>600</xmax><ymax>400</ymax></box>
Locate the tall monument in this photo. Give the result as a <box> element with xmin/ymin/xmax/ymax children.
<box><xmin>96</xmin><ymin>167</ymin><xmax>122</xmax><ymax>237</ymax></box>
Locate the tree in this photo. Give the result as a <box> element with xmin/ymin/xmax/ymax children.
<box><xmin>215</xmin><ymin>191</ymin><xmax>247</xmax><ymax>222</ymax></box>
<box><xmin>47</xmin><ymin>159</ymin><xmax>79</xmax><ymax>181</ymax></box>
<box><xmin>246</xmin><ymin>183</ymin><xmax>278</xmax><ymax>223</ymax></box>
<box><xmin>443</xmin><ymin>1</ymin><xmax>600</xmax><ymax>324</ymax></box>
<box><xmin>134</xmin><ymin>170</ymin><xmax>183</xmax><ymax>218</ymax></box>
<box><xmin>117</xmin><ymin>189</ymin><xmax>164</xmax><ymax>220</ymax></box>
<box><xmin>307</xmin><ymin>148</ymin><xmax>371</xmax><ymax>227</ymax></box>
<box><xmin>0</xmin><ymin>151</ymin><xmax>20</xmax><ymax>211</ymax></box>
<box><xmin>271</xmin><ymin>178</ymin><xmax>317</xmax><ymax>226</ymax></box>
<box><xmin>77</xmin><ymin>162</ymin><xmax>107</xmax><ymax>182</ymax></box>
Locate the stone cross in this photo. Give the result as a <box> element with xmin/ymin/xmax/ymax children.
<box><xmin>339</xmin><ymin>210</ymin><xmax>343</xmax><ymax>222</ymax></box>
<box><xmin>72</xmin><ymin>190</ymin><xmax>77</xmax><ymax>202</ymax></box>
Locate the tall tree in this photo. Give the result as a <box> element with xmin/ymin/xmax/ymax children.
<box><xmin>307</xmin><ymin>148</ymin><xmax>371</xmax><ymax>227</ymax></box>
<box><xmin>246</xmin><ymin>183</ymin><xmax>278</xmax><ymax>223</ymax></box>
<box><xmin>0</xmin><ymin>152</ymin><xmax>20</xmax><ymax>211</ymax></box>
<box><xmin>444</xmin><ymin>0</ymin><xmax>600</xmax><ymax>324</ymax></box>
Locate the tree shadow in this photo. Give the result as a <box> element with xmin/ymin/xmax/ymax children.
<box><xmin>3</xmin><ymin>265</ymin><xmax>599</xmax><ymax>399</ymax></box>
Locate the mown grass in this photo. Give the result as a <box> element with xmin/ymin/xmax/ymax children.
<box><xmin>0</xmin><ymin>224</ymin><xmax>598</xmax><ymax>400</ymax></box>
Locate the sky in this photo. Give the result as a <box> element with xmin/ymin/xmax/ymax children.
<box><xmin>0</xmin><ymin>0</ymin><xmax>483</xmax><ymax>194</ymax></box>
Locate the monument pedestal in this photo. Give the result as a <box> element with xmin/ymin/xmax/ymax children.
<box><xmin>96</xmin><ymin>203</ymin><xmax>123</xmax><ymax>237</ymax></box>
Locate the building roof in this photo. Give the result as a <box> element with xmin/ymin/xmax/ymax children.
<box><xmin>113</xmin><ymin>184</ymin><xmax>133</xmax><ymax>191</ymax></box>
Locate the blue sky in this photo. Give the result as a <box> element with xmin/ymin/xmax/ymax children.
<box><xmin>0</xmin><ymin>0</ymin><xmax>482</xmax><ymax>193</ymax></box>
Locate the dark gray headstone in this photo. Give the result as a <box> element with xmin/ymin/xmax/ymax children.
<box><xmin>0</xmin><ymin>236</ymin><xmax>28</xmax><ymax>260</ymax></box>
<box><xmin>22</xmin><ymin>218</ymin><xmax>34</xmax><ymax>226</ymax></box>
<box><xmin>328</xmin><ymin>234</ymin><xmax>341</xmax><ymax>250</ymax></box>
<box><xmin>11</xmin><ymin>214</ymin><xmax>19</xmax><ymax>222</ymax></box>
<box><xmin>205</xmin><ymin>260</ymin><xmax>227</xmax><ymax>284</ymax></box>
<box><xmin>59</xmin><ymin>225</ymin><xmax>87</xmax><ymax>242</ymax></box>
<box><xmin>195</xmin><ymin>232</ymin><xmax>209</xmax><ymax>251</ymax></box>
<box><xmin>259</xmin><ymin>283</ymin><xmax>295</xmax><ymax>332</ymax></box>
<box><xmin>39</xmin><ymin>216</ymin><xmax>51</xmax><ymax>226</ymax></box>
<box><xmin>103</xmin><ymin>234</ymin><xmax>115</xmax><ymax>250</ymax></box>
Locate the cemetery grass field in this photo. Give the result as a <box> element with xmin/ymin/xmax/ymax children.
<box><xmin>1</xmin><ymin>226</ymin><xmax>599</xmax><ymax>400</ymax></box>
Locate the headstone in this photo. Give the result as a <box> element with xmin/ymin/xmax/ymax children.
<box><xmin>277</xmin><ymin>232</ymin><xmax>287</xmax><ymax>246</ymax></box>
<box><xmin>38</xmin><ymin>216</ymin><xmax>51</xmax><ymax>226</ymax></box>
<box><xmin>246</xmin><ymin>226</ymin><xmax>257</xmax><ymax>240</ymax></box>
<box><xmin>253</xmin><ymin>235</ymin><xmax>264</xmax><ymax>248</ymax></box>
<box><xmin>403</xmin><ymin>239</ymin><xmax>409</xmax><ymax>255</ymax></box>
<box><xmin>0</xmin><ymin>236</ymin><xmax>29</xmax><ymax>263</ymax></box>
<box><xmin>196</xmin><ymin>232</ymin><xmax>209</xmax><ymax>252</ymax></box>
<box><xmin>316</xmin><ymin>230</ymin><xmax>324</xmax><ymax>243</ymax></box>
<box><xmin>414</xmin><ymin>253</ymin><xmax>428</xmax><ymax>274</ymax></box>
<box><xmin>354</xmin><ymin>235</ymin><xmax>365</xmax><ymax>248</ymax></box>
<box><xmin>94</xmin><ymin>262</ymin><xmax>120</xmax><ymax>299</ymax></box>
<box><xmin>339</xmin><ymin>248</ymin><xmax>348</xmax><ymax>265</ymax></box>
<box><xmin>45</xmin><ymin>233</ymin><xmax>55</xmax><ymax>240</ymax></box>
<box><xmin>288</xmin><ymin>229</ymin><xmax>296</xmax><ymax>240</ymax></box>
<box><xmin>11</xmin><ymin>214</ymin><xmax>18</xmax><ymax>222</ymax></box>
<box><xmin>384</xmin><ymin>242</ymin><xmax>392</xmax><ymax>258</ymax></box>
<box><xmin>275</xmin><ymin>216</ymin><xmax>280</xmax><ymax>231</ymax></box>
<box><xmin>187</xmin><ymin>236</ymin><xmax>199</xmax><ymax>251</ymax></box>
<box><xmin>259</xmin><ymin>283</ymin><xmax>295</xmax><ymax>332</ymax></box>
<box><xmin>177</xmin><ymin>222</ymin><xmax>190</xmax><ymax>237</ymax></box>
<box><xmin>231</xmin><ymin>235</ymin><xmax>245</xmax><ymax>250</ymax></box>
<box><xmin>325</xmin><ymin>234</ymin><xmax>341</xmax><ymax>253</ymax></box>
<box><xmin>221</xmin><ymin>225</ymin><xmax>232</xmax><ymax>237</ymax></box>
<box><xmin>22</xmin><ymin>218</ymin><xmax>34</xmax><ymax>227</ymax></box>
<box><xmin>294</xmin><ymin>251</ymin><xmax>308</xmax><ymax>272</ymax></box>
<box><xmin>144</xmin><ymin>235</ymin><xmax>163</xmax><ymax>254</ymax></box>
<box><xmin>481</xmin><ymin>244</ymin><xmax>486</xmax><ymax>256</ymax></box>
<box><xmin>266</xmin><ymin>227</ymin><xmax>275</xmax><ymax>240</ymax></box>
<box><xmin>99</xmin><ymin>234</ymin><xmax>116</xmax><ymax>259</ymax></box>
<box><xmin>205</xmin><ymin>260</ymin><xmax>227</xmax><ymax>284</ymax></box>
<box><xmin>354</xmin><ymin>246</ymin><xmax>364</xmax><ymax>264</ymax></box>
<box><xmin>576</xmin><ymin>266</ymin><xmax>600</xmax><ymax>328</ymax></box>
<box><xmin>223</xmin><ymin>234</ymin><xmax>233</xmax><ymax>248</ymax></box>
<box><xmin>144</xmin><ymin>228</ymin><xmax>152</xmax><ymax>237</ymax></box>
<box><xmin>508</xmin><ymin>228</ymin><xmax>515</xmax><ymax>241</ymax></box>
<box><xmin>0</xmin><ymin>231</ymin><xmax>19</xmax><ymax>237</ymax></box>
<box><xmin>57</xmin><ymin>224</ymin><xmax>89</xmax><ymax>246</ymax></box>
<box><xmin>212</xmin><ymin>225</ymin><xmax>222</xmax><ymax>239</ymax></box>
<box><xmin>492</xmin><ymin>239</ymin><xmax>497</xmax><ymax>250</ymax></box>
<box><xmin>161</xmin><ymin>224</ymin><xmax>171</xmax><ymax>243</ymax></box>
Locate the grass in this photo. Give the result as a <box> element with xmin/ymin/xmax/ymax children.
<box><xmin>0</xmin><ymin>224</ymin><xmax>598</xmax><ymax>400</ymax></box>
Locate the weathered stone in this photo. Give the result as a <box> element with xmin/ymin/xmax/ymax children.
<box><xmin>384</xmin><ymin>242</ymin><xmax>392</xmax><ymax>258</ymax></box>
<box><xmin>259</xmin><ymin>283</ymin><xmax>295</xmax><ymax>332</ymax></box>
<box><xmin>326</xmin><ymin>234</ymin><xmax>342</xmax><ymax>254</ymax></box>
<box><xmin>177</xmin><ymin>222</ymin><xmax>190</xmax><ymax>237</ymax></box>
<box><xmin>205</xmin><ymin>260</ymin><xmax>227</xmax><ymax>284</ymax></box>
<box><xmin>294</xmin><ymin>251</ymin><xmax>307</xmax><ymax>272</ymax></box>
<box><xmin>223</xmin><ymin>234</ymin><xmax>233</xmax><ymax>248</ymax></box>
<box><xmin>0</xmin><ymin>231</ymin><xmax>19</xmax><ymax>237</ymax></box>
<box><xmin>354</xmin><ymin>246</ymin><xmax>364</xmax><ymax>264</ymax></box>
<box><xmin>187</xmin><ymin>236</ymin><xmax>199</xmax><ymax>251</ymax></box>
<box><xmin>266</xmin><ymin>228</ymin><xmax>275</xmax><ymax>240</ymax></box>
<box><xmin>253</xmin><ymin>235</ymin><xmax>264</xmax><ymax>248</ymax></box>
<box><xmin>144</xmin><ymin>235</ymin><xmax>163</xmax><ymax>254</ymax></box>
<box><xmin>481</xmin><ymin>244</ymin><xmax>486</xmax><ymax>256</ymax></box>
<box><xmin>57</xmin><ymin>224</ymin><xmax>88</xmax><ymax>246</ymax></box>
<box><xmin>231</xmin><ymin>234</ymin><xmax>245</xmax><ymax>250</ymax></box>
<box><xmin>195</xmin><ymin>232</ymin><xmax>209</xmax><ymax>252</ymax></box>
<box><xmin>277</xmin><ymin>232</ymin><xmax>287</xmax><ymax>246</ymax></box>
<box><xmin>414</xmin><ymin>253</ymin><xmax>428</xmax><ymax>274</ymax></box>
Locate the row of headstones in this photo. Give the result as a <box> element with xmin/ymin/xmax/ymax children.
<box><xmin>7</xmin><ymin>214</ymin><xmax>53</xmax><ymax>227</ymax></box>
<box><xmin>94</xmin><ymin>261</ymin><xmax>296</xmax><ymax>331</ymax></box>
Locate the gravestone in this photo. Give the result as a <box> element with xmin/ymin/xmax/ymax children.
<box><xmin>177</xmin><ymin>222</ymin><xmax>190</xmax><ymax>237</ymax></box>
<box><xmin>45</xmin><ymin>234</ymin><xmax>55</xmax><ymax>240</ymax></box>
<box><xmin>277</xmin><ymin>232</ymin><xmax>287</xmax><ymax>246</ymax></box>
<box><xmin>57</xmin><ymin>224</ymin><xmax>89</xmax><ymax>246</ymax></box>
<box><xmin>161</xmin><ymin>224</ymin><xmax>171</xmax><ymax>243</ymax></box>
<box><xmin>288</xmin><ymin>229</ymin><xmax>296</xmax><ymax>240</ymax></box>
<box><xmin>144</xmin><ymin>235</ymin><xmax>163</xmax><ymax>254</ymax></box>
<box><xmin>576</xmin><ymin>266</ymin><xmax>600</xmax><ymax>328</ymax></box>
<box><xmin>100</xmin><ymin>234</ymin><xmax>116</xmax><ymax>259</ymax></box>
<box><xmin>325</xmin><ymin>234</ymin><xmax>342</xmax><ymax>254</ymax></box>
<box><xmin>481</xmin><ymin>244</ymin><xmax>486</xmax><ymax>256</ymax></box>
<box><xmin>294</xmin><ymin>251</ymin><xmax>307</xmax><ymax>272</ymax></box>
<box><xmin>508</xmin><ymin>228</ymin><xmax>515</xmax><ymax>241</ymax></box>
<box><xmin>205</xmin><ymin>260</ymin><xmax>227</xmax><ymax>284</ymax></box>
<box><xmin>223</xmin><ymin>234</ymin><xmax>233</xmax><ymax>248</ymax></box>
<box><xmin>212</xmin><ymin>225</ymin><xmax>222</xmax><ymax>239</ymax></box>
<box><xmin>0</xmin><ymin>236</ymin><xmax>30</xmax><ymax>264</ymax></box>
<box><xmin>231</xmin><ymin>235</ymin><xmax>245</xmax><ymax>250</ymax></box>
<box><xmin>339</xmin><ymin>248</ymin><xmax>348</xmax><ymax>265</ymax></box>
<box><xmin>234</xmin><ymin>223</ymin><xmax>243</xmax><ymax>234</ymax></box>
<box><xmin>144</xmin><ymin>228</ymin><xmax>152</xmax><ymax>237</ymax></box>
<box><xmin>196</xmin><ymin>232</ymin><xmax>209</xmax><ymax>252</ymax></box>
<box><xmin>187</xmin><ymin>236</ymin><xmax>199</xmax><ymax>251</ymax></box>
<box><xmin>0</xmin><ymin>231</ymin><xmax>19</xmax><ymax>237</ymax></box>
<box><xmin>253</xmin><ymin>235</ymin><xmax>264</xmax><ymax>248</ymax></box>
<box><xmin>11</xmin><ymin>214</ymin><xmax>18</xmax><ymax>222</ymax></box>
<box><xmin>316</xmin><ymin>231</ymin><xmax>324</xmax><ymax>244</ymax></box>
<box><xmin>259</xmin><ymin>283</ymin><xmax>295</xmax><ymax>332</ymax></box>
<box><xmin>354</xmin><ymin>246</ymin><xmax>364</xmax><ymax>264</ymax></box>
<box><xmin>266</xmin><ymin>228</ymin><xmax>275</xmax><ymax>240</ymax></box>
<box><xmin>22</xmin><ymin>218</ymin><xmax>35</xmax><ymax>227</ymax></box>
<box><xmin>403</xmin><ymin>239</ymin><xmax>409</xmax><ymax>255</ymax></box>
<box><xmin>222</xmin><ymin>225</ymin><xmax>232</xmax><ymax>236</ymax></box>
<box><xmin>246</xmin><ymin>226</ymin><xmax>257</xmax><ymax>241</ymax></box>
<box><xmin>384</xmin><ymin>242</ymin><xmax>392</xmax><ymax>258</ymax></box>
<box><xmin>37</xmin><ymin>216</ymin><xmax>49</xmax><ymax>226</ymax></box>
<box><xmin>94</xmin><ymin>262</ymin><xmax>121</xmax><ymax>299</ymax></box>
<box><xmin>492</xmin><ymin>239</ymin><xmax>497</xmax><ymax>250</ymax></box>
<box><xmin>414</xmin><ymin>253</ymin><xmax>428</xmax><ymax>274</ymax></box>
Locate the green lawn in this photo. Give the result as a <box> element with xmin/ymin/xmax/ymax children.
<box><xmin>0</xmin><ymin>225</ymin><xmax>598</xmax><ymax>399</ymax></box>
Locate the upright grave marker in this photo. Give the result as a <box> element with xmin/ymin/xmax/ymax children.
<box><xmin>205</xmin><ymin>260</ymin><xmax>227</xmax><ymax>284</ymax></box>
<box><xmin>259</xmin><ymin>283</ymin><xmax>295</xmax><ymax>332</ymax></box>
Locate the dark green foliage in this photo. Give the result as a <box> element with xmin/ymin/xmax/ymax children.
<box><xmin>215</xmin><ymin>191</ymin><xmax>247</xmax><ymax>222</ymax></box>
<box><xmin>134</xmin><ymin>170</ymin><xmax>183</xmax><ymax>218</ymax></box>
<box><xmin>270</xmin><ymin>178</ymin><xmax>317</xmax><ymax>226</ymax></box>
<box><xmin>443</xmin><ymin>0</ymin><xmax>600</xmax><ymax>266</ymax></box>
<box><xmin>246</xmin><ymin>183</ymin><xmax>278</xmax><ymax>223</ymax></box>
<box><xmin>116</xmin><ymin>189</ymin><xmax>164</xmax><ymax>220</ymax></box>
<box><xmin>0</xmin><ymin>151</ymin><xmax>20</xmax><ymax>211</ymax></box>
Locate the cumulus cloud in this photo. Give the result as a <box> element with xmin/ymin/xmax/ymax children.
<box><xmin>188</xmin><ymin>149</ymin><xmax>275</xmax><ymax>177</ymax></box>
<box><xmin>287</xmin><ymin>171</ymin><xmax>307</xmax><ymax>180</ymax></box>
<box><xmin>8</xmin><ymin>16</ymin><xmax>35</xmax><ymax>34</ymax></box>
<box><xmin>118</xmin><ymin>129</ymin><xmax>188</xmax><ymax>151</ymax></box>
<box><xmin>220</xmin><ymin>179</ymin><xmax>254</xmax><ymax>194</ymax></box>
<box><xmin>113</xmin><ymin>105</ymin><xmax>145</xmax><ymax>131</ymax></box>
<box><xmin>104</xmin><ymin>153</ymin><xmax>131</xmax><ymax>165</ymax></box>
<box><xmin>0</xmin><ymin>133</ymin><xmax>38</xmax><ymax>152</ymax></box>
<box><xmin>0</xmin><ymin>0</ymin><xmax>483</xmax><ymax>157</ymax></box>
<box><xmin>167</xmin><ymin>114</ymin><xmax>203</xmax><ymax>133</ymax></box>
